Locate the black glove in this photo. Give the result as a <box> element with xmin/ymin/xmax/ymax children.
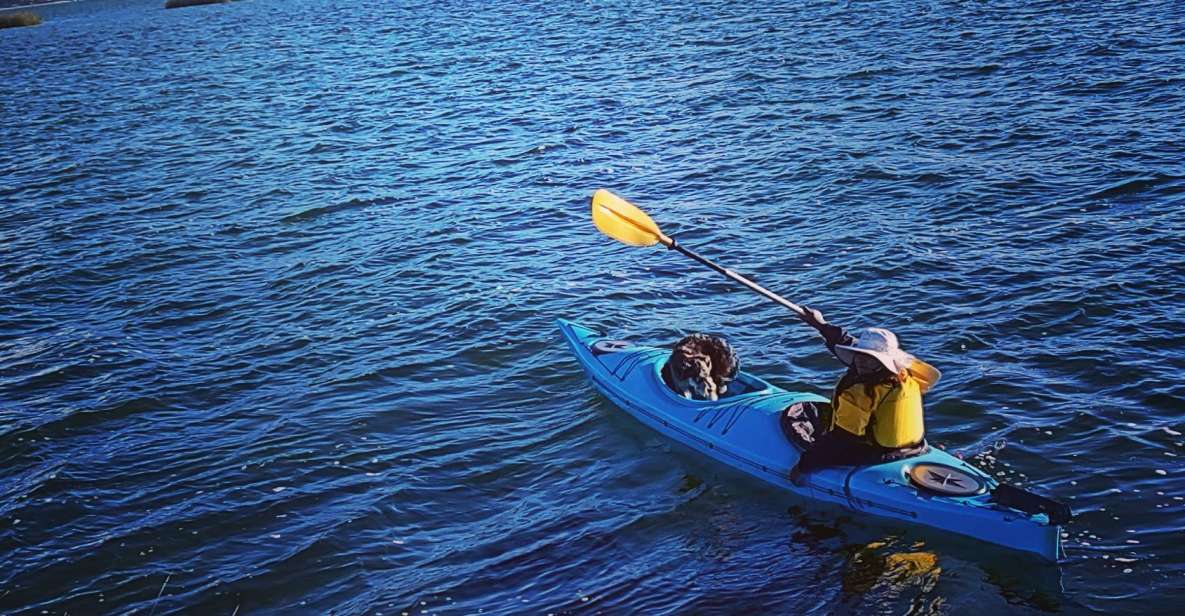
<box><xmin>800</xmin><ymin>305</ymin><xmax>848</xmax><ymax>348</ymax></box>
<box><xmin>799</xmin><ymin>305</ymin><xmax>827</xmax><ymax>330</ymax></box>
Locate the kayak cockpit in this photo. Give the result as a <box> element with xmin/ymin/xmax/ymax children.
<box><xmin>779</xmin><ymin>399</ymin><xmax>832</xmax><ymax>451</ymax></box>
<box><xmin>716</xmin><ymin>371</ymin><xmax>772</xmax><ymax>397</ymax></box>
<box><xmin>590</xmin><ymin>333</ymin><xmax>776</xmax><ymax>400</ymax></box>
<box><xmin>649</xmin><ymin>360</ymin><xmax>775</xmax><ymax>402</ymax></box>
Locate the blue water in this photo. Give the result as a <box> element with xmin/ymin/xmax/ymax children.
<box><xmin>2</xmin><ymin>0</ymin><xmax>1184</xmax><ymax>613</ymax></box>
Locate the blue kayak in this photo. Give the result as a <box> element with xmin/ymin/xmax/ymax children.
<box><xmin>558</xmin><ymin>318</ymin><xmax>1063</xmax><ymax>561</ymax></box>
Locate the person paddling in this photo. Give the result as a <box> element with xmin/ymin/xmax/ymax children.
<box><xmin>788</xmin><ymin>307</ymin><xmax>941</xmax><ymax>485</ymax></box>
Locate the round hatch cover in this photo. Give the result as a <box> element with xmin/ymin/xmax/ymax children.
<box><xmin>908</xmin><ymin>463</ymin><xmax>986</xmax><ymax>496</ymax></box>
<box><xmin>592</xmin><ymin>339</ymin><xmax>633</xmax><ymax>354</ymax></box>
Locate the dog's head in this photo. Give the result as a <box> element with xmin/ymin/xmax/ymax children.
<box><xmin>668</xmin><ymin>347</ymin><xmax>719</xmax><ymax>401</ymax></box>
<box><xmin>666</xmin><ymin>333</ymin><xmax>740</xmax><ymax>401</ymax></box>
<box><xmin>668</xmin><ymin>348</ymin><xmax>710</xmax><ymax>402</ymax></box>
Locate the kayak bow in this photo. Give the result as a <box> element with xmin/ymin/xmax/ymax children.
<box><xmin>558</xmin><ymin>318</ymin><xmax>1064</xmax><ymax>561</ymax></box>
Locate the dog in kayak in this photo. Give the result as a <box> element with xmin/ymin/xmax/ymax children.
<box><xmin>661</xmin><ymin>333</ymin><xmax>739</xmax><ymax>401</ymax></box>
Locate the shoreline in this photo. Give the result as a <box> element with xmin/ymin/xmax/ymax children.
<box><xmin>0</xmin><ymin>0</ymin><xmax>77</xmax><ymax>12</ymax></box>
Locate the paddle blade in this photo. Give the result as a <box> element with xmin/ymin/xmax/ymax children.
<box><xmin>590</xmin><ymin>189</ymin><xmax>671</xmax><ymax>247</ymax></box>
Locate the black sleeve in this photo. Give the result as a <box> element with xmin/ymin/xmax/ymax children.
<box><xmin>815</xmin><ymin>322</ymin><xmax>855</xmax><ymax>360</ymax></box>
<box><xmin>799</xmin><ymin>305</ymin><xmax>855</xmax><ymax>362</ymax></box>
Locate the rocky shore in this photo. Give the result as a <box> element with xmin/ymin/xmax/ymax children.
<box><xmin>0</xmin><ymin>0</ymin><xmax>67</xmax><ymax>10</ymax></box>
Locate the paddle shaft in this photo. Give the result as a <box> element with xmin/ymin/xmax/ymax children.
<box><xmin>665</xmin><ymin>239</ymin><xmax>805</xmax><ymax>317</ymax></box>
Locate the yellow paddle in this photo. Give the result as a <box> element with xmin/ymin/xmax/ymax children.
<box><xmin>590</xmin><ymin>189</ymin><xmax>807</xmax><ymax>317</ymax></box>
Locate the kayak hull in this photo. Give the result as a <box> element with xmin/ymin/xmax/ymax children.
<box><xmin>558</xmin><ymin>318</ymin><xmax>1061</xmax><ymax>562</ymax></box>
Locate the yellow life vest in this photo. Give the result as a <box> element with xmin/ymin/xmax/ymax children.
<box><xmin>830</xmin><ymin>358</ymin><xmax>940</xmax><ymax>448</ymax></box>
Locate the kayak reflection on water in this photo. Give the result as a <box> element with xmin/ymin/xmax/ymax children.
<box><xmin>786</xmin><ymin>506</ymin><xmax>1066</xmax><ymax>611</ymax></box>
<box><xmin>789</xmin><ymin>307</ymin><xmax>942</xmax><ymax>486</ymax></box>
<box><xmin>842</xmin><ymin>542</ymin><xmax>941</xmax><ymax>599</ymax></box>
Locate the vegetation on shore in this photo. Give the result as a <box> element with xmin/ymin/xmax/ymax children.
<box><xmin>0</xmin><ymin>11</ymin><xmax>41</xmax><ymax>28</ymax></box>
<box><xmin>164</xmin><ymin>0</ymin><xmax>229</xmax><ymax>8</ymax></box>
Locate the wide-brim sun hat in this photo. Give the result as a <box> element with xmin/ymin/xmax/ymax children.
<box><xmin>834</xmin><ymin>327</ymin><xmax>913</xmax><ymax>373</ymax></box>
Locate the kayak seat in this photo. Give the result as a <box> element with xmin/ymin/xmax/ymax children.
<box><xmin>779</xmin><ymin>401</ymin><xmax>832</xmax><ymax>451</ymax></box>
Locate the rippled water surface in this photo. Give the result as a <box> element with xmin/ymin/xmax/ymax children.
<box><xmin>3</xmin><ymin>0</ymin><xmax>1185</xmax><ymax>613</ymax></box>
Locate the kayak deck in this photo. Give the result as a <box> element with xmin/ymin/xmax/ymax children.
<box><xmin>558</xmin><ymin>318</ymin><xmax>1062</xmax><ymax>561</ymax></box>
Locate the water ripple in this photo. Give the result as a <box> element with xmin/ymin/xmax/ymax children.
<box><xmin>3</xmin><ymin>0</ymin><xmax>1185</xmax><ymax>613</ymax></box>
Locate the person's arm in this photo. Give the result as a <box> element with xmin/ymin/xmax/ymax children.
<box><xmin>799</xmin><ymin>306</ymin><xmax>855</xmax><ymax>362</ymax></box>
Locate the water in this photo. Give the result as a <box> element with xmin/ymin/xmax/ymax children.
<box><xmin>2</xmin><ymin>0</ymin><xmax>1184</xmax><ymax>613</ymax></box>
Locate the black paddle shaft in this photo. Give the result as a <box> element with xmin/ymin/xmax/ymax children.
<box><xmin>666</xmin><ymin>240</ymin><xmax>805</xmax><ymax>317</ymax></box>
